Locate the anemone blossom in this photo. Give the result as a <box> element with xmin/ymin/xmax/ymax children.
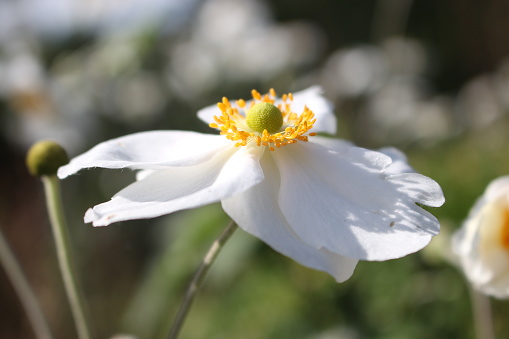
<box><xmin>58</xmin><ymin>86</ymin><xmax>445</xmax><ymax>282</ymax></box>
<box><xmin>453</xmin><ymin>176</ymin><xmax>509</xmax><ymax>298</ymax></box>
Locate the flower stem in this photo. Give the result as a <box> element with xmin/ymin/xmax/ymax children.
<box><xmin>0</xmin><ymin>226</ymin><xmax>54</xmax><ymax>339</ymax></box>
<box><xmin>469</xmin><ymin>286</ymin><xmax>495</xmax><ymax>339</ymax></box>
<box><xmin>42</xmin><ymin>175</ymin><xmax>92</xmax><ymax>339</ymax></box>
<box><xmin>167</xmin><ymin>219</ymin><xmax>238</xmax><ymax>339</ymax></box>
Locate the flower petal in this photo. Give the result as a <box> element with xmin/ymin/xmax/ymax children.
<box><xmin>378</xmin><ymin>147</ymin><xmax>415</xmax><ymax>176</ymax></box>
<box><xmin>484</xmin><ymin>176</ymin><xmax>509</xmax><ymax>201</ymax></box>
<box><xmin>85</xmin><ymin>145</ymin><xmax>264</xmax><ymax>226</ymax></box>
<box><xmin>222</xmin><ymin>151</ymin><xmax>358</xmax><ymax>282</ymax></box>
<box><xmin>197</xmin><ymin>103</ymin><xmax>224</xmax><ymax>126</ymax></box>
<box><xmin>289</xmin><ymin>86</ymin><xmax>336</xmax><ymax>134</ymax></box>
<box><xmin>273</xmin><ymin>138</ymin><xmax>444</xmax><ymax>261</ymax></box>
<box><xmin>58</xmin><ymin>131</ymin><xmax>231</xmax><ymax>178</ymax></box>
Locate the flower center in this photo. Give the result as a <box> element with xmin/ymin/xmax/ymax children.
<box><xmin>246</xmin><ymin>102</ymin><xmax>283</xmax><ymax>133</ymax></box>
<box><xmin>208</xmin><ymin>89</ymin><xmax>317</xmax><ymax>151</ymax></box>
<box><xmin>501</xmin><ymin>207</ymin><xmax>509</xmax><ymax>250</ymax></box>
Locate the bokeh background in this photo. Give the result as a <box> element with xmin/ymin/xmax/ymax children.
<box><xmin>1</xmin><ymin>0</ymin><xmax>509</xmax><ymax>338</ymax></box>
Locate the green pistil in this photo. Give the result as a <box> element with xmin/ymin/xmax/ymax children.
<box><xmin>246</xmin><ymin>103</ymin><xmax>283</xmax><ymax>134</ymax></box>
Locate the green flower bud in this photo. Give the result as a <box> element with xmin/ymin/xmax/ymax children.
<box><xmin>26</xmin><ymin>140</ymin><xmax>69</xmax><ymax>177</ymax></box>
<box><xmin>246</xmin><ymin>102</ymin><xmax>283</xmax><ymax>134</ymax></box>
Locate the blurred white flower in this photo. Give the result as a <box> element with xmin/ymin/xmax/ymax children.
<box><xmin>321</xmin><ymin>37</ymin><xmax>427</xmax><ymax>100</ymax></box>
<box><xmin>167</xmin><ymin>0</ymin><xmax>324</xmax><ymax>97</ymax></box>
<box><xmin>6</xmin><ymin>0</ymin><xmax>199</xmax><ymax>39</ymax></box>
<box><xmin>320</xmin><ymin>37</ymin><xmax>453</xmax><ymax>145</ymax></box>
<box><xmin>0</xmin><ymin>45</ymin><xmax>97</xmax><ymax>152</ymax></box>
<box><xmin>321</xmin><ymin>45</ymin><xmax>386</xmax><ymax>98</ymax></box>
<box><xmin>366</xmin><ymin>77</ymin><xmax>453</xmax><ymax>144</ymax></box>
<box><xmin>453</xmin><ymin>176</ymin><xmax>509</xmax><ymax>298</ymax></box>
<box><xmin>456</xmin><ymin>75</ymin><xmax>504</xmax><ymax>130</ymax></box>
<box><xmin>456</xmin><ymin>57</ymin><xmax>509</xmax><ymax>131</ymax></box>
<box><xmin>58</xmin><ymin>86</ymin><xmax>444</xmax><ymax>282</ymax></box>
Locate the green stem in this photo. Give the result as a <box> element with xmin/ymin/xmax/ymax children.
<box><xmin>469</xmin><ymin>286</ymin><xmax>495</xmax><ymax>339</ymax></box>
<box><xmin>42</xmin><ymin>175</ymin><xmax>92</xmax><ymax>339</ymax></box>
<box><xmin>0</xmin><ymin>226</ymin><xmax>54</xmax><ymax>339</ymax></box>
<box><xmin>167</xmin><ymin>219</ymin><xmax>238</xmax><ymax>339</ymax></box>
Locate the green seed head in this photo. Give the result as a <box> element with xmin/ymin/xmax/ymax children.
<box><xmin>246</xmin><ymin>102</ymin><xmax>283</xmax><ymax>134</ymax></box>
<box><xmin>26</xmin><ymin>140</ymin><xmax>69</xmax><ymax>177</ymax></box>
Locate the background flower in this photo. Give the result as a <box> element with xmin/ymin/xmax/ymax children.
<box><xmin>452</xmin><ymin>176</ymin><xmax>509</xmax><ymax>298</ymax></box>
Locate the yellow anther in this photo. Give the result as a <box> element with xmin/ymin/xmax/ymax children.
<box><xmin>262</xmin><ymin>94</ymin><xmax>272</xmax><ymax>103</ymax></box>
<box><xmin>217</xmin><ymin>103</ymin><xmax>226</xmax><ymax>111</ymax></box>
<box><xmin>251</xmin><ymin>89</ymin><xmax>262</xmax><ymax>100</ymax></box>
<box><xmin>269</xmin><ymin>88</ymin><xmax>276</xmax><ymax>97</ymax></box>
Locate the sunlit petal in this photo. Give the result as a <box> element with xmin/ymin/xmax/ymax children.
<box><xmin>85</xmin><ymin>146</ymin><xmax>264</xmax><ymax>226</ymax></box>
<box><xmin>274</xmin><ymin>139</ymin><xmax>443</xmax><ymax>261</ymax></box>
<box><xmin>58</xmin><ymin>131</ymin><xmax>231</xmax><ymax>178</ymax></box>
<box><xmin>222</xmin><ymin>151</ymin><xmax>358</xmax><ymax>282</ymax></box>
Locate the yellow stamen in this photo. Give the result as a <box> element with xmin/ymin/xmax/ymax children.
<box><xmin>236</xmin><ymin>99</ymin><xmax>246</xmax><ymax>108</ymax></box>
<box><xmin>210</xmin><ymin>89</ymin><xmax>318</xmax><ymax>151</ymax></box>
<box><xmin>251</xmin><ymin>90</ymin><xmax>262</xmax><ymax>101</ymax></box>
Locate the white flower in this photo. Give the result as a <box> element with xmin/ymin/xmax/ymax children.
<box><xmin>452</xmin><ymin>176</ymin><xmax>509</xmax><ymax>298</ymax></box>
<box><xmin>58</xmin><ymin>86</ymin><xmax>445</xmax><ymax>282</ymax></box>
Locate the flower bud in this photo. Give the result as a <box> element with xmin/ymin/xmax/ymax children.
<box><xmin>26</xmin><ymin>140</ymin><xmax>69</xmax><ymax>176</ymax></box>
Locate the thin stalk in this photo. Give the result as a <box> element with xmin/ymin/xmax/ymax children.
<box><xmin>167</xmin><ymin>219</ymin><xmax>238</xmax><ymax>339</ymax></box>
<box><xmin>469</xmin><ymin>286</ymin><xmax>496</xmax><ymax>339</ymax></box>
<box><xmin>42</xmin><ymin>175</ymin><xmax>92</xmax><ymax>339</ymax></box>
<box><xmin>0</xmin><ymin>227</ymin><xmax>54</xmax><ymax>339</ymax></box>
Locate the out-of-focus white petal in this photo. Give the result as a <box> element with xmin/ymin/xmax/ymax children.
<box><xmin>453</xmin><ymin>176</ymin><xmax>509</xmax><ymax>298</ymax></box>
<box><xmin>289</xmin><ymin>86</ymin><xmax>336</xmax><ymax>134</ymax></box>
<box><xmin>484</xmin><ymin>176</ymin><xmax>509</xmax><ymax>201</ymax></box>
<box><xmin>273</xmin><ymin>138</ymin><xmax>443</xmax><ymax>261</ymax></box>
<box><xmin>222</xmin><ymin>151</ymin><xmax>358</xmax><ymax>282</ymax></box>
<box><xmin>85</xmin><ymin>146</ymin><xmax>264</xmax><ymax>226</ymax></box>
<box><xmin>58</xmin><ymin>131</ymin><xmax>231</xmax><ymax>178</ymax></box>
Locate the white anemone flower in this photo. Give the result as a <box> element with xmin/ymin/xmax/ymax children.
<box><xmin>453</xmin><ymin>176</ymin><xmax>509</xmax><ymax>298</ymax></box>
<box><xmin>58</xmin><ymin>86</ymin><xmax>445</xmax><ymax>282</ymax></box>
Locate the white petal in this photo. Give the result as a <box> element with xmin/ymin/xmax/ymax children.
<box><xmin>58</xmin><ymin>131</ymin><xmax>231</xmax><ymax>178</ymax></box>
<box><xmin>197</xmin><ymin>103</ymin><xmax>223</xmax><ymax>126</ymax></box>
<box><xmin>484</xmin><ymin>176</ymin><xmax>509</xmax><ymax>201</ymax></box>
<box><xmin>85</xmin><ymin>146</ymin><xmax>264</xmax><ymax>226</ymax></box>
<box><xmin>273</xmin><ymin>139</ymin><xmax>444</xmax><ymax>261</ymax></box>
<box><xmin>378</xmin><ymin>147</ymin><xmax>415</xmax><ymax>176</ymax></box>
<box><xmin>222</xmin><ymin>151</ymin><xmax>358</xmax><ymax>282</ymax></box>
<box><xmin>289</xmin><ymin>86</ymin><xmax>336</xmax><ymax>134</ymax></box>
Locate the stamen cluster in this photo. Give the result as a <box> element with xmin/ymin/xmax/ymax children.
<box><xmin>209</xmin><ymin>89</ymin><xmax>317</xmax><ymax>151</ymax></box>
